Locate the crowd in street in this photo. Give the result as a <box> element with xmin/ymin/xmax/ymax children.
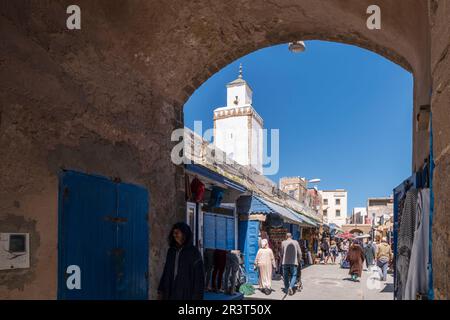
<box><xmin>253</xmin><ymin>234</ymin><xmax>394</xmax><ymax>297</ymax></box>
<box><xmin>155</xmin><ymin>222</ymin><xmax>393</xmax><ymax>300</ymax></box>
<box><xmin>317</xmin><ymin>236</ymin><xmax>394</xmax><ymax>283</ymax></box>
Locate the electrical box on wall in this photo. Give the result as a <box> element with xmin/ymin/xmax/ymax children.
<box><xmin>0</xmin><ymin>233</ymin><xmax>30</xmax><ymax>270</ymax></box>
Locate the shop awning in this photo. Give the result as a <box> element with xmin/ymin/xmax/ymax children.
<box><xmin>237</xmin><ymin>195</ymin><xmax>303</xmax><ymax>225</ymax></box>
<box><xmin>185</xmin><ymin>163</ymin><xmax>247</xmax><ymax>193</ymax></box>
<box><xmin>237</xmin><ymin>195</ymin><xmax>273</xmax><ymax>215</ymax></box>
<box><xmin>289</xmin><ymin>209</ymin><xmax>319</xmax><ymax>227</ymax></box>
<box><xmin>237</xmin><ymin>195</ymin><xmax>319</xmax><ymax>227</ymax></box>
<box><xmin>256</xmin><ymin>197</ymin><xmax>308</xmax><ymax>225</ymax></box>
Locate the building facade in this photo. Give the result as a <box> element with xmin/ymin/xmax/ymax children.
<box><xmin>279</xmin><ymin>177</ymin><xmax>308</xmax><ymax>203</ymax></box>
<box><xmin>350</xmin><ymin>207</ymin><xmax>368</xmax><ymax>225</ymax></box>
<box><xmin>367</xmin><ymin>196</ymin><xmax>394</xmax><ymax>226</ymax></box>
<box><xmin>1</xmin><ymin>1</ymin><xmax>449</xmax><ymax>300</ymax></box>
<box><xmin>320</xmin><ymin>189</ymin><xmax>348</xmax><ymax>227</ymax></box>
<box><xmin>214</xmin><ymin>65</ymin><xmax>264</xmax><ymax>174</ymax></box>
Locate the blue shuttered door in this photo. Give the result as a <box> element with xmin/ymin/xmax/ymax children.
<box><xmin>215</xmin><ymin>216</ymin><xmax>227</xmax><ymax>250</ymax></box>
<box><xmin>58</xmin><ymin>170</ymin><xmax>149</xmax><ymax>300</ymax></box>
<box><xmin>203</xmin><ymin>213</ymin><xmax>216</xmax><ymax>249</ymax></box>
<box><xmin>116</xmin><ymin>183</ymin><xmax>149</xmax><ymax>300</ymax></box>
<box><xmin>238</xmin><ymin>220</ymin><xmax>260</xmax><ymax>285</ymax></box>
<box><xmin>204</xmin><ymin>213</ymin><xmax>235</xmax><ymax>250</ymax></box>
<box><xmin>58</xmin><ymin>171</ymin><xmax>116</xmax><ymax>299</ymax></box>
<box><xmin>226</xmin><ymin>217</ymin><xmax>235</xmax><ymax>250</ymax></box>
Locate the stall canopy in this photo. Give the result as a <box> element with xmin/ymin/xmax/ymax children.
<box><xmin>185</xmin><ymin>163</ymin><xmax>247</xmax><ymax>193</ymax></box>
<box><xmin>329</xmin><ymin>223</ymin><xmax>343</xmax><ymax>233</ymax></box>
<box><xmin>286</xmin><ymin>208</ymin><xmax>319</xmax><ymax>227</ymax></box>
<box><xmin>335</xmin><ymin>231</ymin><xmax>354</xmax><ymax>239</ymax></box>
<box><xmin>237</xmin><ymin>195</ymin><xmax>316</xmax><ymax>227</ymax></box>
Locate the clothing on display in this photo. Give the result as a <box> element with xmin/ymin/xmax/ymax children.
<box><xmin>394</xmin><ymin>159</ymin><xmax>432</xmax><ymax>300</ymax></box>
<box><xmin>395</xmin><ymin>187</ymin><xmax>418</xmax><ymax>300</ymax></box>
<box><xmin>223</xmin><ymin>250</ymin><xmax>241</xmax><ymax>294</ymax></box>
<box><xmin>190</xmin><ymin>177</ymin><xmax>205</xmax><ymax>203</ymax></box>
<box><xmin>212</xmin><ymin>249</ymin><xmax>227</xmax><ymax>291</ymax></box>
<box><xmin>208</xmin><ymin>186</ymin><xmax>224</xmax><ymax>208</ymax></box>
<box><xmin>204</xmin><ymin>248</ymin><xmax>215</xmax><ymax>289</ymax></box>
<box><xmin>404</xmin><ymin>188</ymin><xmax>430</xmax><ymax>300</ymax></box>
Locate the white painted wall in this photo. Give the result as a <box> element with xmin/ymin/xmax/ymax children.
<box><xmin>226</xmin><ymin>84</ymin><xmax>252</xmax><ymax>107</ymax></box>
<box><xmin>215</xmin><ymin>115</ymin><xmax>249</xmax><ymax>165</ymax></box>
<box><xmin>351</xmin><ymin>207</ymin><xmax>368</xmax><ymax>224</ymax></box>
<box><xmin>251</xmin><ymin>117</ymin><xmax>263</xmax><ymax>173</ymax></box>
<box><xmin>320</xmin><ymin>190</ymin><xmax>348</xmax><ymax>227</ymax></box>
<box><xmin>214</xmin><ymin>75</ymin><xmax>263</xmax><ymax>173</ymax></box>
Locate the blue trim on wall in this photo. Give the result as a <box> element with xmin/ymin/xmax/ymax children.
<box><xmin>428</xmin><ymin>113</ymin><xmax>434</xmax><ymax>300</ymax></box>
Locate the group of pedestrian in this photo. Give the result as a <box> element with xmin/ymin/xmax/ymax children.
<box><xmin>254</xmin><ymin>233</ymin><xmax>303</xmax><ymax>296</ymax></box>
<box><xmin>345</xmin><ymin>236</ymin><xmax>393</xmax><ymax>282</ymax></box>
<box><xmin>155</xmin><ymin>221</ymin><xmax>394</xmax><ymax>300</ymax></box>
<box><xmin>319</xmin><ymin>237</ymin><xmax>340</xmax><ymax>264</ymax></box>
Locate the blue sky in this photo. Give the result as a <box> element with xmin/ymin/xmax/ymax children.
<box><xmin>184</xmin><ymin>40</ymin><xmax>413</xmax><ymax>214</ymax></box>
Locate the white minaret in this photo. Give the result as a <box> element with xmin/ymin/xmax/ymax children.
<box><xmin>214</xmin><ymin>64</ymin><xmax>264</xmax><ymax>173</ymax></box>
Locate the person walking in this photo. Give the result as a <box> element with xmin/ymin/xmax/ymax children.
<box><xmin>376</xmin><ymin>237</ymin><xmax>393</xmax><ymax>281</ymax></box>
<box><xmin>281</xmin><ymin>233</ymin><xmax>302</xmax><ymax>295</ymax></box>
<box><xmin>346</xmin><ymin>240</ymin><xmax>365</xmax><ymax>282</ymax></box>
<box><xmin>254</xmin><ymin>239</ymin><xmax>276</xmax><ymax>295</ymax></box>
<box><xmin>320</xmin><ymin>237</ymin><xmax>331</xmax><ymax>264</ymax></box>
<box><xmin>158</xmin><ymin>222</ymin><xmax>205</xmax><ymax>300</ymax></box>
<box><xmin>363</xmin><ymin>237</ymin><xmax>376</xmax><ymax>270</ymax></box>
<box><xmin>330</xmin><ymin>239</ymin><xmax>338</xmax><ymax>264</ymax></box>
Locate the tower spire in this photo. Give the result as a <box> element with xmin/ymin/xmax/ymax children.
<box><xmin>238</xmin><ymin>63</ymin><xmax>243</xmax><ymax>79</ymax></box>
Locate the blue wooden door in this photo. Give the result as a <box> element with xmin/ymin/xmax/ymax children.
<box><xmin>238</xmin><ymin>220</ymin><xmax>260</xmax><ymax>285</ymax></box>
<box><xmin>116</xmin><ymin>183</ymin><xmax>149</xmax><ymax>300</ymax></box>
<box><xmin>226</xmin><ymin>217</ymin><xmax>235</xmax><ymax>250</ymax></box>
<box><xmin>58</xmin><ymin>170</ymin><xmax>149</xmax><ymax>300</ymax></box>
<box><xmin>215</xmin><ymin>216</ymin><xmax>227</xmax><ymax>250</ymax></box>
<box><xmin>203</xmin><ymin>213</ymin><xmax>216</xmax><ymax>249</ymax></box>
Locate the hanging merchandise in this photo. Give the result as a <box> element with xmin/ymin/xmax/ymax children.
<box><xmin>190</xmin><ymin>177</ymin><xmax>205</xmax><ymax>203</ymax></box>
<box><xmin>395</xmin><ymin>187</ymin><xmax>418</xmax><ymax>300</ymax></box>
<box><xmin>208</xmin><ymin>186</ymin><xmax>225</xmax><ymax>208</ymax></box>
<box><xmin>266</xmin><ymin>214</ymin><xmax>284</xmax><ymax>228</ymax></box>
<box><xmin>404</xmin><ymin>188</ymin><xmax>430</xmax><ymax>300</ymax></box>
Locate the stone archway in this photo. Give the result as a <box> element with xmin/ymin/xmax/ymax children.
<box><xmin>0</xmin><ymin>0</ymin><xmax>448</xmax><ymax>299</ymax></box>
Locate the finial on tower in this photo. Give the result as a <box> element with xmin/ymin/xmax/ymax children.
<box><xmin>238</xmin><ymin>63</ymin><xmax>243</xmax><ymax>79</ymax></box>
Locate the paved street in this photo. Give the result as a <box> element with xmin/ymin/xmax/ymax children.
<box><xmin>247</xmin><ymin>260</ymin><xmax>394</xmax><ymax>300</ymax></box>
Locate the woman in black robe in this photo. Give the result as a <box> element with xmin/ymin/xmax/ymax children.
<box><xmin>158</xmin><ymin>222</ymin><xmax>205</xmax><ymax>300</ymax></box>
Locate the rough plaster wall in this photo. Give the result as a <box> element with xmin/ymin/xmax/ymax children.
<box><xmin>430</xmin><ymin>0</ymin><xmax>450</xmax><ymax>300</ymax></box>
<box><xmin>0</xmin><ymin>0</ymin><xmax>443</xmax><ymax>299</ymax></box>
<box><xmin>0</xmin><ymin>1</ymin><xmax>185</xmax><ymax>299</ymax></box>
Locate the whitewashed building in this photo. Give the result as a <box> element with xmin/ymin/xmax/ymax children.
<box><xmin>320</xmin><ymin>189</ymin><xmax>348</xmax><ymax>227</ymax></box>
<box><xmin>213</xmin><ymin>64</ymin><xmax>264</xmax><ymax>174</ymax></box>
<box><xmin>350</xmin><ymin>207</ymin><xmax>368</xmax><ymax>224</ymax></box>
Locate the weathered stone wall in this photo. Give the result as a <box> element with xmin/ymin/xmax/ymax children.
<box><xmin>1</xmin><ymin>0</ymin><xmax>448</xmax><ymax>299</ymax></box>
<box><xmin>0</xmin><ymin>1</ymin><xmax>185</xmax><ymax>299</ymax></box>
<box><xmin>430</xmin><ymin>0</ymin><xmax>450</xmax><ymax>300</ymax></box>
